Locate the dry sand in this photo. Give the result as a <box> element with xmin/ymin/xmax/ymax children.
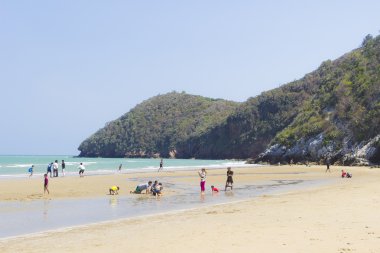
<box><xmin>1</xmin><ymin>165</ymin><xmax>380</xmax><ymax>252</ymax></box>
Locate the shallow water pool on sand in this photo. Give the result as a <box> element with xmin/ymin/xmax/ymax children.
<box><xmin>0</xmin><ymin>178</ymin><xmax>331</xmax><ymax>238</ymax></box>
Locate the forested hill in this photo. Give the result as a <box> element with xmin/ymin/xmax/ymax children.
<box><xmin>79</xmin><ymin>34</ymin><xmax>380</xmax><ymax>165</ymax></box>
<box><xmin>78</xmin><ymin>92</ymin><xmax>239</xmax><ymax>157</ymax></box>
<box><xmin>176</xmin><ymin>34</ymin><xmax>380</xmax><ymax>165</ymax></box>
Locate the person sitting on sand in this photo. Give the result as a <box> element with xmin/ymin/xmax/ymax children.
<box><xmin>211</xmin><ymin>185</ymin><xmax>219</xmax><ymax>193</ymax></box>
<box><xmin>109</xmin><ymin>186</ymin><xmax>120</xmax><ymax>195</ymax></box>
<box><xmin>346</xmin><ymin>172</ymin><xmax>352</xmax><ymax>178</ymax></box>
<box><xmin>131</xmin><ymin>181</ymin><xmax>152</xmax><ymax>194</ymax></box>
<box><xmin>341</xmin><ymin>170</ymin><xmax>347</xmax><ymax>178</ymax></box>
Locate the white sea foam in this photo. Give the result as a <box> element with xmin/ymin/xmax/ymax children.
<box><xmin>6</xmin><ymin>164</ymin><xmax>32</xmax><ymax>168</ymax></box>
<box><xmin>64</xmin><ymin>162</ymin><xmax>98</xmax><ymax>166</ymax></box>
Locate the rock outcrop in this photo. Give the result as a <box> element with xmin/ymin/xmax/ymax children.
<box><xmin>255</xmin><ymin>134</ymin><xmax>380</xmax><ymax>166</ymax></box>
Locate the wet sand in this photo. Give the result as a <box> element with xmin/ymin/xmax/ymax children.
<box><xmin>0</xmin><ymin>165</ymin><xmax>328</xmax><ymax>201</ymax></box>
<box><xmin>1</xmin><ymin>165</ymin><xmax>380</xmax><ymax>252</ymax></box>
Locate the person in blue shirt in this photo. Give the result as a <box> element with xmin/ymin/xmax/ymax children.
<box><xmin>28</xmin><ymin>165</ymin><xmax>34</xmax><ymax>178</ymax></box>
<box><xmin>47</xmin><ymin>163</ymin><xmax>53</xmax><ymax>178</ymax></box>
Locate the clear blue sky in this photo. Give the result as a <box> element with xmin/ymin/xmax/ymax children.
<box><xmin>0</xmin><ymin>1</ymin><xmax>379</xmax><ymax>155</ymax></box>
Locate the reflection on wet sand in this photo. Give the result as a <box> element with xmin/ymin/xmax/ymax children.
<box><xmin>43</xmin><ymin>200</ymin><xmax>49</xmax><ymax>220</ymax></box>
<box><xmin>109</xmin><ymin>197</ymin><xmax>119</xmax><ymax>208</ymax></box>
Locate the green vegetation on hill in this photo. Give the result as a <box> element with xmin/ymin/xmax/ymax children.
<box><xmin>78</xmin><ymin>92</ymin><xmax>239</xmax><ymax>157</ymax></box>
<box><xmin>78</xmin><ymin>34</ymin><xmax>380</xmax><ymax>164</ymax></box>
<box><xmin>176</xmin><ymin>81</ymin><xmax>316</xmax><ymax>158</ymax></box>
<box><xmin>176</xmin><ymin>34</ymin><xmax>380</xmax><ymax>163</ymax></box>
<box><xmin>274</xmin><ymin>34</ymin><xmax>380</xmax><ymax>148</ymax></box>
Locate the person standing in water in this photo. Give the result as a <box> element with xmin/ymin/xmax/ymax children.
<box><xmin>158</xmin><ymin>159</ymin><xmax>163</xmax><ymax>172</ymax></box>
<box><xmin>61</xmin><ymin>160</ymin><xmax>66</xmax><ymax>177</ymax></box>
<box><xmin>118</xmin><ymin>164</ymin><xmax>122</xmax><ymax>172</ymax></box>
<box><xmin>225</xmin><ymin>167</ymin><xmax>234</xmax><ymax>191</ymax></box>
<box><xmin>198</xmin><ymin>168</ymin><xmax>207</xmax><ymax>194</ymax></box>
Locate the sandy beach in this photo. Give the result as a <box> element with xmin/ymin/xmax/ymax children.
<box><xmin>1</xmin><ymin>165</ymin><xmax>380</xmax><ymax>252</ymax></box>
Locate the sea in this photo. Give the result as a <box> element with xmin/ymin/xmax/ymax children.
<box><xmin>0</xmin><ymin>155</ymin><xmax>249</xmax><ymax>178</ymax></box>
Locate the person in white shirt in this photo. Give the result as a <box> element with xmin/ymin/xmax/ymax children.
<box><xmin>78</xmin><ymin>163</ymin><xmax>85</xmax><ymax>177</ymax></box>
<box><xmin>130</xmin><ymin>181</ymin><xmax>152</xmax><ymax>194</ymax></box>
<box><xmin>53</xmin><ymin>160</ymin><xmax>59</xmax><ymax>177</ymax></box>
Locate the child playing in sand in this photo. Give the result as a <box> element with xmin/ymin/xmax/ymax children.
<box><xmin>341</xmin><ymin>170</ymin><xmax>352</xmax><ymax>178</ymax></box>
<box><xmin>152</xmin><ymin>183</ymin><xmax>163</xmax><ymax>198</ymax></box>
<box><xmin>109</xmin><ymin>186</ymin><xmax>120</xmax><ymax>195</ymax></box>
<box><xmin>44</xmin><ymin>174</ymin><xmax>49</xmax><ymax>194</ymax></box>
<box><xmin>211</xmin><ymin>185</ymin><xmax>219</xmax><ymax>193</ymax></box>
<box><xmin>152</xmin><ymin>182</ymin><xmax>163</xmax><ymax>197</ymax></box>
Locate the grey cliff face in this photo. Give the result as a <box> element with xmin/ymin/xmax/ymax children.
<box><xmin>255</xmin><ymin>134</ymin><xmax>380</xmax><ymax>166</ymax></box>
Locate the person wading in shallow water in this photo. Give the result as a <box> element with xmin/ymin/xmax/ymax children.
<box><xmin>198</xmin><ymin>168</ymin><xmax>207</xmax><ymax>194</ymax></box>
<box><xmin>225</xmin><ymin>167</ymin><xmax>234</xmax><ymax>191</ymax></box>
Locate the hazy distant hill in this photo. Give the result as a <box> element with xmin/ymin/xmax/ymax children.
<box><xmin>78</xmin><ymin>92</ymin><xmax>239</xmax><ymax>158</ymax></box>
<box><xmin>79</xmin><ymin>34</ymin><xmax>380</xmax><ymax>165</ymax></box>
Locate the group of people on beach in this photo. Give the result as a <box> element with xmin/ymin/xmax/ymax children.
<box><xmin>40</xmin><ymin>161</ymin><xmax>85</xmax><ymax>195</ymax></box>
<box><xmin>38</xmin><ymin>157</ymin><xmax>234</xmax><ymax>198</ymax></box>
<box><xmin>28</xmin><ymin>162</ymin><xmax>62</xmax><ymax>178</ymax></box>
<box><xmin>29</xmin><ymin>160</ymin><xmax>67</xmax><ymax>179</ymax></box>
<box><xmin>324</xmin><ymin>159</ymin><xmax>353</xmax><ymax>178</ymax></box>
<box><xmin>341</xmin><ymin>170</ymin><xmax>352</xmax><ymax>178</ymax></box>
<box><xmin>198</xmin><ymin>167</ymin><xmax>234</xmax><ymax>194</ymax></box>
<box><xmin>103</xmin><ymin>180</ymin><xmax>165</xmax><ymax>197</ymax></box>
<box><xmin>129</xmin><ymin>180</ymin><xmax>164</xmax><ymax>197</ymax></box>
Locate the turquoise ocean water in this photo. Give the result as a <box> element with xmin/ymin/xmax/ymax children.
<box><xmin>0</xmin><ymin>155</ymin><xmax>247</xmax><ymax>178</ymax></box>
